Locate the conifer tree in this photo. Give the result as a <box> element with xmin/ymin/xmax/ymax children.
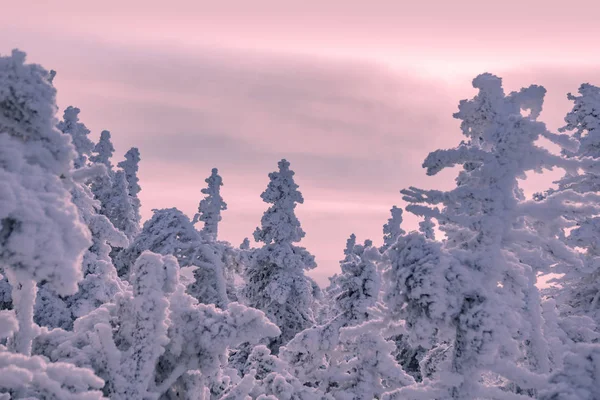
<box><xmin>34</xmin><ymin>108</ymin><xmax>128</xmax><ymax>330</ymax></box>
<box><xmin>0</xmin><ymin>49</ymin><xmax>105</xmax><ymax>398</ymax></box>
<box><xmin>193</xmin><ymin>168</ymin><xmax>227</xmax><ymax>241</ymax></box>
<box><xmin>547</xmin><ymin>83</ymin><xmax>600</xmax><ymax>325</ymax></box>
<box><xmin>57</xmin><ymin>106</ymin><xmax>94</xmax><ymax>169</ymax></box>
<box><xmin>386</xmin><ymin>74</ymin><xmax>591</xmax><ymax>398</ymax></box>
<box><xmin>382</xmin><ymin>206</ymin><xmax>406</xmax><ymax>251</ymax></box>
<box><xmin>117</xmin><ymin>147</ymin><xmax>142</xmax><ymax>229</ymax></box>
<box><xmin>242</xmin><ymin>159</ymin><xmax>317</xmax><ymax>353</ymax></box>
<box><xmin>280</xmin><ymin>239</ymin><xmax>411</xmax><ymax>396</ymax></box>
<box><xmin>89</xmin><ymin>130</ymin><xmax>115</xmax><ymax>220</ymax></box>
<box><xmin>0</xmin><ymin>49</ymin><xmax>91</xmax><ymax>355</ymax></box>
<box><xmin>89</xmin><ymin>130</ymin><xmax>114</xmax><ymax>169</ymax></box>
<box><xmin>104</xmin><ymin>170</ymin><xmax>140</xmax><ymax>241</ymax></box>
<box><xmin>419</xmin><ymin>216</ymin><xmax>436</xmax><ymax>240</ymax></box>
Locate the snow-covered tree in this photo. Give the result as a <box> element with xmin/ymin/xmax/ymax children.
<box><xmin>58</xmin><ymin>106</ymin><xmax>94</xmax><ymax>169</ymax></box>
<box><xmin>332</xmin><ymin>242</ymin><xmax>381</xmax><ymax>327</ymax></box>
<box><xmin>0</xmin><ymin>308</ymin><xmax>105</xmax><ymax>399</ymax></box>
<box><xmin>117</xmin><ymin>208</ymin><xmax>199</xmax><ymax>277</ymax></box>
<box><xmin>419</xmin><ymin>216</ymin><xmax>436</xmax><ymax>240</ymax></box>
<box><xmin>240</xmin><ymin>238</ymin><xmax>250</xmax><ymax>250</ymax></box>
<box><xmin>382</xmin><ymin>233</ymin><xmax>460</xmax><ymax>385</ymax></box>
<box><xmin>118</xmin><ymin>208</ymin><xmax>229</xmax><ymax>308</ymax></box>
<box><xmin>88</xmin><ymin>130</ymin><xmax>116</xmax><ymax>223</ymax></box>
<box><xmin>344</xmin><ymin>234</ymin><xmax>356</xmax><ymax>258</ymax></box>
<box><xmin>89</xmin><ymin>130</ymin><xmax>114</xmax><ymax>169</ymax></box>
<box><xmin>387</xmin><ymin>74</ymin><xmax>591</xmax><ymax>398</ymax></box>
<box><xmin>88</xmin><ymin>131</ymin><xmax>140</xmax><ymax>242</ymax></box>
<box><xmin>280</xmin><ymin>240</ymin><xmax>401</xmax><ymax>395</ymax></box>
<box><xmin>193</xmin><ymin>168</ymin><xmax>227</xmax><ymax>241</ymax></box>
<box><xmin>0</xmin><ymin>49</ymin><xmax>92</xmax><ymax>354</ymax></box>
<box><xmin>33</xmin><ymin>110</ymin><xmax>129</xmax><ymax>330</ymax></box>
<box><xmin>34</xmin><ymin>184</ymin><xmax>129</xmax><ymax>330</ymax></box>
<box><xmin>104</xmin><ymin>170</ymin><xmax>140</xmax><ymax>241</ymax></box>
<box><xmin>34</xmin><ymin>251</ymin><xmax>280</xmax><ymax>399</ymax></box>
<box><xmin>0</xmin><ymin>49</ymin><xmax>105</xmax><ymax>398</ymax></box>
<box><xmin>117</xmin><ymin>147</ymin><xmax>142</xmax><ymax>230</ymax></box>
<box><xmin>382</xmin><ymin>206</ymin><xmax>406</xmax><ymax>251</ymax></box>
<box><xmin>545</xmin><ymin>83</ymin><xmax>600</xmax><ymax>325</ymax></box>
<box><xmin>331</xmin><ymin>324</ymin><xmax>415</xmax><ymax>400</ymax></box>
<box><xmin>242</xmin><ymin>159</ymin><xmax>317</xmax><ymax>353</ymax></box>
<box><xmin>227</xmin><ymin>344</ymin><xmax>329</xmax><ymax>400</ymax></box>
<box><xmin>538</xmin><ymin>342</ymin><xmax>600</xmax><ymax>400</ymax></box>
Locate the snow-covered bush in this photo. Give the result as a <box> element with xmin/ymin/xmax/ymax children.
<box><xmin>34</xmin><ymin>251</ymin><xmax>280</xmax><ymax>399</ymax></box>
<box><xmin>118</xmin><ymin>208</ymin><xmax>230</xmax><ymax>308</ymax></box>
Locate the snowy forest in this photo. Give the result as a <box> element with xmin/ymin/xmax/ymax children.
<box><xmin>1</xmin><ymin>48</ymin><xmax>600</xmax><ymax>400</ymax></box>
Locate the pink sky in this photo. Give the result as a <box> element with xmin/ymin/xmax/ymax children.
<box><xmin>2</xmin><ymin>1</ymin><xmax>600</xmax><ymax>284</ymax></box>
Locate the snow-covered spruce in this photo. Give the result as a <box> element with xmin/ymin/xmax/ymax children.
<box><xmin>419</xmin><ymin>216</ymin><xmax>435</xmax><ymax>240</ymax></box>
<box><xmin>0</xmin><ymin>49</ymin><xmax>104</xmax><ymax>398</ymax></box>
<box><xmin>242</xmin><ymin>159</ymin><xmax>317</xmax><ymax>353</ymax></box>
<box><xmin>104</xmin><ymin>170</ymin><xmax>140</xmax><ymax>241</ymax></box>
<box><xmin>545</xmin><ymin>83</ymin><xmax>600</xmax><ymax>326</ymax></box>
<box><xmin>381</xmin><ymin>206</ymin><xmax>406</xmax><ymax>252</ymax></box>
<box><xmin>57</xmin><ymin>106</ymin><xmax>94</xmax><ymax>169</ymax></box>
<box><xmin>34</xmin><ymin>106</ymin><xmax>129</xmax><ymax>331</ymax></box>
<box><xmin>193</xmin><ymin>168</ymin><xmax>227</xmax><ymax>241</ymax></box>
<box><xmin>280</xmin><ymin>239</ymin><xmax>412</xmax><ymax>397</ymax></box>
<box><xmin>89</xmin><ymin>130</ymin><xmax>140</xmax><ymax>242</ymax></box>
<box><xmin>117</xmin><ymin>147</ymin><xmax>142</xmax><ymax>233</ymax></box>
<box><xmin>389</xmin><ymin>74</ymin><xmax>593</xmax><ymax>398</ymax></box>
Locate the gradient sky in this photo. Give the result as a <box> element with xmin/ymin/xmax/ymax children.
<box><xmin>3</xmin><ymin>1</ymin><xmax>600</xmax><ymax>285</ymax></box>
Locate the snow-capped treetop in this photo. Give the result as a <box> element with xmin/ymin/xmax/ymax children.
<box><xmin>117</xmin><ymin>147</ymin><xmax>141</xmax><ymax>198</ymax></box>
<box><xmin>58</xmin><ymin>106</ymin><xmax>94</xmax><ymax>169</ymax></box>
<box><xmin>193</xmin><ymin>168</ymin><xmax>227</xmax><ymax>241</ymax></box>
<box><xmin>117</xmin><ymin>147</ymin><xmax>142</xmax><ymax>229</ymax></box>
<box><xmin>89</xmin><ymin>130</ymin><xmax>114</xmax><ymax>169</ymax></box>
<box><xmin>419</xmin><ymin>216</ymin><xmax>436</xmax><ymax>240</ymax></box>
<box><xmin>382</xmin><ymin>206</ymin><xmax>406</xmax><ymax>250</ymax></box>
<box><xmin>116</xmin><ymin>207</ymin><xmax>199</xmax><ymax>276</ymax></box>
<box><xmin>559</xmin><ymin>83</ymin><xmax>600</xmax><ymax>158</ymax></box>
<box><xmin>0</xmin><ymin>49</ymin><xmax>75</xmax><ymax>175</ymax></box>
<box><xmin>253</xmin><ymin>159</ymin><xmax>306</xmax><ymax>245</ymax></box>
<box><xmin>240</xmin><ymin>237</ymin><xmax>250</xmax><ymax>250</ymax></box>
<box><xmin>343</xmin><ymin>233</ymin><xmax>357</xmax><ymax>258</ymax></box>
<box><xmin>117</xmin><ymin>207</ymin><xmax>230</xmax><ymax>308</ymax></box>
<box><xmin>335</xmin><ymin>242</ymin><xmax>381</xmax><ymax>326</ymax></box>
<box><xmin>104</xmin><ymin>170</ymin><xmax>140</xmax><ymax>241</ymax></box>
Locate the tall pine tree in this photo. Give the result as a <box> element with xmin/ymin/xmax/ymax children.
<box><xmin>242</xmin><ymin>159</ymin><xmax>316</xmax><ymax>353</ymax></box>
